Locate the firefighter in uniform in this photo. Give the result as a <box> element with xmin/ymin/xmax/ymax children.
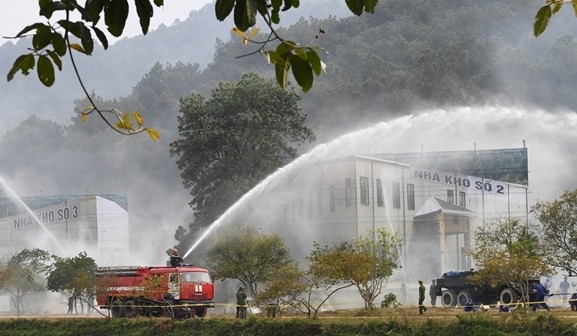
<box><xmin>418</xmin><ymin>280</ymin><xmax>427</xmax><ymax>314</ymax></box>
<box><xmin>429</xmin><ymin>279</ymin><xmax>437</xmax><ymax>307</ymax></box>
<box><xmin>168</xmin><ymin>247</ymin><xmax>184</xmax><ymax>267</ymax></box>
<box><xmin>236</xmin><ymin>287</ymin><xmax>248</xmax><ymax>319</ymax></box>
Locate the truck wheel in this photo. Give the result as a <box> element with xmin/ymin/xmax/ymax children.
<box><xmin>441</xmin><ymin>290</ymin><xmax>457</xmax><ymax>307</ymax></box>
<box><xmin>195</xmin><ymin>308</ymin><xmax>208</xmax><ymax>318</ymax></box>
<box><xmin>457</xmin><ymin>290</ymin><xmax>472</xmax><ymax>307</ymax></box>
<box><xmin>124</xmin><ymin>299</ymin><xmax>138</xmax><ymax>318</ymax></box>
<box><xmin>500</xmin><ymin>288</ymin><xmax>519</xmax><ymax>305</ymax></box>
<box><xmin>111</xmin><ymin>299</ymin><xmax>124</xmax><ymax>318</ymax></box>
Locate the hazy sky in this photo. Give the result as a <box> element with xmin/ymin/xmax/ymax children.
<box><xmin>0</xmin><ymin>1</ymin><xmax>213</xmax><ymax>46</ymax></box>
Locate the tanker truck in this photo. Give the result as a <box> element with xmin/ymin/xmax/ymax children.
<box><xmin>435</xmin><ymin>269</ymin><xmax>540</xmax><ymax>308</ymax></box>
<box><xmin>95</xmin><ymin>265</ymin><xmax>215</xmax><ymax>318</ymax></box>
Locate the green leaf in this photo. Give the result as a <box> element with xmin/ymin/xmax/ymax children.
<box><xmin>39</xmin><ymin>0</ymin><xmax>55</xmax><ymax>18</ymax></box>
<box><xmin>32</xmin><ymin>25</ymin><xmax>52</xmax><ymax>50</ymax></box>
<box><xmin>276</xmin><ymin>41</ymin><xmax>294</xmax><ymax>56</ymax></box>
<box><xmin>281</xmin><ymin>0</ymin><xmax>297</xmax><ymax>11</ymax></box>
<box><xmin>7</xmin><ymin>54</ymin><xmax>35</xmax><ymax>82</ymax></box>
<box><xmin>104</xmin><ymin>0</ymin><xmax>129</xmax><ymax>37</ymax></box>
<box><xmin>306</xmin><ymin>49</ymin><xmax>322</xmax><ymax>76</ymax></box>
<box><xmin>363</xmin><ymin>0</ymin><xmax>378</xmax><ymax>13</ymax></box>
<box><xmin>345</xmin><ymin>0</ymin><xmax>364</xmax><ymax>16</ymax></box>
<box><xmin>534</xmin><ymin>5</ymin><xmax>552</xmax><ymax>37</ymax></box>
<box><xmin>15</xmin><ymin>23</ymin><xmax>45</xmax><ymax>38</ymax></box>
<box><xmin>294</xmin><ymin>46</ymin><xmax>307</xmax><ymax>60</ymax></box>
<box><xmin>215</xmin><ymin>0</ymin><xmax>235</xmax><ymax>21</ymax></box>
<box><xmin>51</xmin><ymin>32</ymin><xmax>67</xmax><ymax>56</ymax></box>
<box><xmin>290</xmin><ymin>53</ymin><xmax>313</xmax><ymax>92</ymax></box>
<box><xmin>46</xmin><ymin>50</ymin><xmax>63</xmax><ymax>71</ymax></box>
<box><xmin>153</xmin><ymin>0</ymin><xmax>163</xmax><ymax>6</ymax></box>
<box><xmin>57</xmin><ymin>20</ymin><xmax>83</xmax><ymax>39</ymax></box>
<box><xmin>266</xmin><ymin>51</ymin><xmax>283</xmax><ymax>64</ymax></box>
<box><xmin>552</xmin><ymin>1</ymin><xmax>563</xmax><ymax>15</ymax></box>
<box><xmin>275</xmin><ymin>58</ymin><xmax>290</xmax><ymax>88</ymax></box>
<box><xmin>256</xmin><ymin>0</ymin><xmax>268</xmax><ymax>16</ymax></box>
<box><xmin>270</xmin><ymin>0</ymin><xmax>283</xmax><ymax>24</ymax></box>
<box><xmin>85</xmin><ymin>0</ymin><xmax>105</xmax><ymax>24</ymax></box>
<box><xmin>80</xmin><ymin>25</ymin><xmax>94</xmax><ymax>55</ymax></box>
<box><xmin>135</xmin><ymin>0</ymin><xmax>154</xmax><ymax>34</ymax></box>
<box><xmin>91</xmin><ymin>26</ymin><xmax>109</xmax><ymax>49</ymax></box>
<box><xmin>271</xmin><ymin>0</ymin><xmax>282</xmax><ymax>12</ymax></box>
<box><xmin>573</xmin><ymin>0</ymin><xmax>577</xmax><ymax>17</ymax></box>
<box><xmin>39</xmin><ymin>0</ymin><xmax>69</xmax><ymax>19</ymax></box>
<box><xmin>234</xmin><ymin>0</ymin><xmax>258</xmax><ymax>32</ymax></box>
<box><xmin>37</xmin><ymin>55</ymin><xmax>55</xmax><ymax>87</ymax></box>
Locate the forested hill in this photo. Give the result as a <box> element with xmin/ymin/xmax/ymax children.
<box><xmin>3</xmin><ymin>0</ymin><xmax>577</xmax><ymax>139</ymax></box>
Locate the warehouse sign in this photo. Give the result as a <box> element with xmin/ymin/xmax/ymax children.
<box><xmin>412</xmin><ymin>169</ymin><xmax>507</xmax><ymax>195</ymax></box>
<box><xmin>13</xmin><ymin>204</ymin><xmax>79</xmax><ymax>230</ymax></box>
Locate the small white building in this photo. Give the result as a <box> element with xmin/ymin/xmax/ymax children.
<box><xmin>0</xmin><ymin>195</ymin><xmax>129</xmax><ymax>265</ymax></box>
<box><xmin>0</xmin><ymin>194</ymin><xmax>129</xmax><ymax>314</ymax></box>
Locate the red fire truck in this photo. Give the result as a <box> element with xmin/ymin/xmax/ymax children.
<box><xmin>95</xmin><ymin>265</ymin><xmax>215</xmax><ymax>318</ymax></box>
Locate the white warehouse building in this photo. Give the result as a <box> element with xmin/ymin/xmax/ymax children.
<box><xmin>0</xmin><ymin>195</ymin><xmax>129</xmax><ymax>265</ymax></box>
<box><xmin>245</xmin><ymin>147</ymin><xmax>529</xmax><ymax>281</ymax></box>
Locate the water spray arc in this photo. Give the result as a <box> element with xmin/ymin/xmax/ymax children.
<box><xmin>182</xmin><ymin>144</ymin><xmax>329</xmax><ymax>259</ymax></box>
<box><xmin>182</xmin><ymin>117</ymin><xmax>414</xmax><ymax>263</ymax></box>
<box><xmin>0</xmin><ymin>175</ymin><xmax>67</xmax><ymax>255</ymax></box>
<box><xmin>183</xmin><ymin>106</ymin><xmax>577</xmax><ymax>288</ymax></box>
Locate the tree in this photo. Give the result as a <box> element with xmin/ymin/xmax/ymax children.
<box><xmin>259</xmin><ymin>230</ymin><xmax>399</xmax><ymax>319</ymax></box>
<box><xmin>170</xmin><ymin>73</ymin><xmax>315</xmax><ymax>241</ymax></box>
<box><xmin>46</xmin><ymin>251</ymin><xmax>98</xmax><ymax>314</ymax></box>
<box><xmin>350</xmin><ymin>229</ymin><xmax>399</xmax><ymax>309</ymax></box>
<box><xmin>0</xmin><ymin>249</ymin><xmax>54</xmax><ymax>316</ymax></box>
<box><xmin>205</xmin><ymin>223</ymin><xmax>293</xmax><ymax>298</ymax></box>
<box><xmin>467</xmin><ymin>218</ymin><xmax>552</xmax><ymax>304</ymax></box>
<box><xmin>257</xmin><ymin>243</ymin><xmax>355</xmax><ymax>319</ymax></box>
<box><xmin>532</xmin><ymin>189</ymin><xmax>577</xmax><ymax>276</ymax></box>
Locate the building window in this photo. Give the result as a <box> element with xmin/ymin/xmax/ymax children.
<box><xmin>318</xmin><ymin>190</ymin><xmax>323</xmax><ymax>216</ymax></box>
<box><xmin>458</xmin><ymin>191</ymin><xmax>466</xmax><ymax>208</ymax></box>
<box><xmin>360</xmin><ymin>177</ymin><xmax>369</xmax><ymax>206</ymax></box>
<box><xmin>447</xmin><ymin>190</ymin><xmax>454</xmax><ymax>204</ymax></box>
<box><xmin>345</xmin><ymin>178</ymin><xmax>352</xmax><ymax>207</ymax></box>
<box><xmin>407</xmin><ymin>183</ymin><xmax>415</xmax><ymax>210</ymax></box>
<box><xmin>393</xmin><ymin>181</ymin><xmax>400</xmax><ymax>209</ymax></box>
<box><xmin>308</xmin><ymin>196</ymin><xmax>314</xmax><ymax>219</ymax></box>
<box><xmin>329</xmin><ymin>185</ymin><xmax>335</xmax><ymax>213</ymax></box>
<box><xmin>376</xmin><ymin>179</ymin><xmax>384</xmax><ymax>207</ymax></box>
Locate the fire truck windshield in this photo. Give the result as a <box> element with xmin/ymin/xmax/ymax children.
<box><xmin>181</xmin><ymin>271</ymin><xmax>211</xmax><ymax>283</ymax></box>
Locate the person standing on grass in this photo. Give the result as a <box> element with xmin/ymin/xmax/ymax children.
<box><xmin>236</xmin><ymin>287</ymin><xmax>248</xmax><ymax>319</ymax></box>
<box><xmin>532</xmin><ymin>282</ymin><xmax>550</xmax><ymax>312</ymax></box>
<box><xmin>560</xmin><ymin>277</ymin><xmax>570</xmax><ymax>305</ymax></box>
<box><xmin>429</xmin><ymin>279</ymin><xmax>437</xmax><ymax>307</ymax></box>
<box><xmin>67</xmin><ymin>296</ymin><xmax>74</xmax><ymax>314</ymax></box>
<box><xmin>418</xmin><ymin>280</ymin><xmax>427</xmax><ymax>314</ymax></box>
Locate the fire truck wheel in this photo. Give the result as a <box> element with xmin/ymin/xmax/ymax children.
<box><xmin>195</xmin><ymin>308</ymin><xmax>208</xmax><ymax>318</ymax></box>
<box><xmin>441</xmin><ymin>290</ymin><xmax>457</xmax><ymax>308</ymax></box>
<box><xmin>111</xmin><ymin>299</ymin><xmax>124</xmax><ymax>318</ymax></box>
<box><xmin>124</xmin><ymin>299</ymin><xmax>138</xmax><ymax>318</ymax></box>
<box><xmin>457</xmin><ymin>290</ymin><xmax>472</xmax><ymax>308</ymax></box>
<box><xmin>500</xmin><ymin>288</ymin><xmax>519</xmax><ymax>305</ymax></box>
